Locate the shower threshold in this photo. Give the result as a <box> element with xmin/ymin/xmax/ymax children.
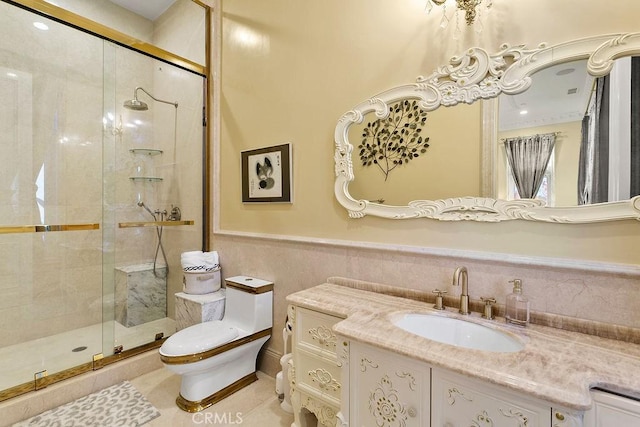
<box><xmin>0</xmin><ymin>317</ymin><xmax>175</xmax><ymax>392</ymax></box>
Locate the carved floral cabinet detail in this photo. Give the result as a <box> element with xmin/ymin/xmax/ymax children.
<box><xmin>289</xmin><ymin>305</ymin><xmax>344</xmax><ymax>427</ymax></box>
<box><xmin>342</xmin><ymin>343</ymin><xmax>583</xmax><ymax>427</ymax></box>
<box><xmin>432</xmin><ymin>369</ymin><xmax>556</xmax><ymax>427</ymax></box>
<box><xmin>346</xmin><ymin>341</ymin><xmax>431</xmax><ymax>427</ymax></box>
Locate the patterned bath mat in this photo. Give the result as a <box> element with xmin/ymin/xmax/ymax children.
<box><xmin>13</xmin><ymin>381</ymin><xmax>160</xmax><ymax>427</ymax></box>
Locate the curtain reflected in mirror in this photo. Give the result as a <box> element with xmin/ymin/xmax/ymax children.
<box><xmin>504</xmin><ymin>133</ymin><xmax>556</xmax><ymax>200</ymax></box>
<box><xmin>578</xmin><ymin>74</ymin><xmax>609</xmax><ymax>204</ymax></box>
<box><xmin>578</xmin><ymin>57</ymin><xmax>640</xmax><ymax>205</ymax></box>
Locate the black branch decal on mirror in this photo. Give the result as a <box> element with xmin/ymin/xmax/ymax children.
<box><xmin>358</xmin><ymin>99</ymin><xmax>430</xmax><ymax>181</ymax></box>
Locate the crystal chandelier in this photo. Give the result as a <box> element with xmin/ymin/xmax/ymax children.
<box><xmin>426</xmin><ymin>0</ymin><xmax>492</xmax><ymax>26</ymax></box>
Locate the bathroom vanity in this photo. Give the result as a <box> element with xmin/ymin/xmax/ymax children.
<box><xmin>286</xmin><ymin>278</ymin><xmax>640</xmax><ymax>427</ymax></box>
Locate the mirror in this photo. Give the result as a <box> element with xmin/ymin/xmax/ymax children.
<box><xmin>335</xmin><ymin>33</ymin><xmax>640</xmax><ymax>222</ymax></box>
<box><xmin>348</xmin><ymin>102</ymin><xmax>483</xmax><ymax>206</ymax></box>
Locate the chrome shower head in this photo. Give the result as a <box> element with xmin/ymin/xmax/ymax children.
<box><xmin>123</xmin><ymin>98</ymin><xmax>148</xmax><ymax>111</ymax></box>
<box><xmin>123</xmin><ymin>86</ymin><xmax>177</xmax><ymax>111</ymax></box>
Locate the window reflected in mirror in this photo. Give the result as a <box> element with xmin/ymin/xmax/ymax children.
<box><xmin>498</xmin><ymin>57</ymin><xmax>640</xmax><ymax>207</ymax></box>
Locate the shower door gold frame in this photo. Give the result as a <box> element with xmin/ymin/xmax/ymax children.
<box><xmin>0</xmin><ymin>0</ymin><xmax>212</xmax><ymax>402</ymax></box>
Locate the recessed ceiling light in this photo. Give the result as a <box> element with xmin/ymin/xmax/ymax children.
<box><xmin>556</xmin><ymin>68</ymin><xmax>575</xmax><ymax>76</ymax></box>
<box><xmin>33</xmin><ymin>22</ymin><xmax>49</xmax><ymax>31</ymax></box>
<box><xmin>519</xmin><ymin>110</ymin><xmax>528</xmax><ymax>115</ymax></box>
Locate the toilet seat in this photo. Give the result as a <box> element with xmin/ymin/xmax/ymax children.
<box><xmin>160</xmin><ymin>321</ymin><xmax>239</xmax><ymax>357</ymax></box>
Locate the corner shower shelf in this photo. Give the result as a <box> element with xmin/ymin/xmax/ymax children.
<box><xmin>118</xmin><ymin>220</ymin><xmax>194</xmax><ymax>228</ymax></box>
<box><xmin>129</xmin><ymin>148</ymin><xmax>163</xmax><ymax>156</ymax></box>
<box><xmin>129</xmin><ymin>177</ymin><xmax>163</xmax><ymax>182</ymax></box>
<box><xmin>0</xmin><ymin>223</ymin><xmax>100</xmax><ymax>234</ymax></box>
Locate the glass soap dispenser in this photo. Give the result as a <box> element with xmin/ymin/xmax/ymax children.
<box><xmin>505</xmin><ymin>279</ymin><xmax>530</xmax><ymax>326</ymax></box>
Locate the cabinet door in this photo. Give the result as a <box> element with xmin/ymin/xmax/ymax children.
<box><xmin>296</xmin><ymin>347</ymin><xmax>342</xmax><ymax>407</ymax></box>
<box><xmin>584</xmin><ymin>389</ymin><xmax>640</xmax><ymax>427</ymax></box>
<box><xmin>295</xmin><ymin>306</ymin><xmax>341</xmax><ymax>359</ymax></box>
<box><xmin>432</xmin><ymin>369</ymin><xmax>551</xmax><ymax>427</ymax></box>
<box><xmin>290</xmin><ymin>305</ymin><xmax>343</xmax><ymax>427</ymax></box>
<box><xmin>350</xmin><ymin>342</ymin><xmax>430</xmax><ymax>427</ymax></box>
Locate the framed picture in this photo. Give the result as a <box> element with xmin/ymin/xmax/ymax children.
<box><xmin>241</xmin><ymin>143</ymin><xmax>292</xmax><ymax>203</ymax></box>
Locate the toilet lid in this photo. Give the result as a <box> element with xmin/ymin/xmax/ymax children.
<box><xmin>160</xmin><ymin>321</ymin><xmax>239</xmax><ymax>357</ymax></box>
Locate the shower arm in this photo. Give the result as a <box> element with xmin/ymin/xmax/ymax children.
<box><xmin>135</xmin><ymin>87</ymin><xmax>178</xmax><ymax>108</ymax></box>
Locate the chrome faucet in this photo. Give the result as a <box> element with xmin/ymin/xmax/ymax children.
<box><xmin>452</xmin><ymin>266</ymin><xmax>469</xmax><ymax>315</ymax></box>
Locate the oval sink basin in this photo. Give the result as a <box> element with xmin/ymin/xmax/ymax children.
<box><xmin>393</xmin><ymin>313</ymin><xmax>524</xmax><ymax>353</ymax></box>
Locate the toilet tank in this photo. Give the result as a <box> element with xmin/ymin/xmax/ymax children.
<box><xmin>224</xmin><ymin>276</ymin><xmax>273</xmax><ymax>333</ymax></box>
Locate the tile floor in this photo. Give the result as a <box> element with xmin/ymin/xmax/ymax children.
<box><xmin>130</xmin><ymin>368</ymin><xmax>294</xmax><ymax>427</ymax></box>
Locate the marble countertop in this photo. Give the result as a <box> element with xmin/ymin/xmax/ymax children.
<box><xmin>285</xmin><ymin>280</ymin><xmax>640</xmax><ymax>411</ymax></box>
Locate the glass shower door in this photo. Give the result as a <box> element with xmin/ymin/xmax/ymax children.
<box><xmin>0</xmin><ymin>0</ymin><xmax>206</xmax><ymax>398</ymax></box>
<box><xmin>0</xmin><ymin>2</ymin><xmax>105</xmax><ymax>391</ymax></box>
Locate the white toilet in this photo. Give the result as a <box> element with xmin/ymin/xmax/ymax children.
<box><xmin>160</xmin><ymin>275</ymin><xmax>273</xmax><ymax>412</ymax></box>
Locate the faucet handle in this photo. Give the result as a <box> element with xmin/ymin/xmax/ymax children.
<box><xmin>481</xmin><ymin>297</ymin><xmax>496</xmax><ymax>320</ymax></box>
<box><xmin>432</xmin><ymin>289</ymin><xmax>447</xmax><ymax>310</ymax></box>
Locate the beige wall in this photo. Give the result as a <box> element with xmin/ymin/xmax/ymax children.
<box><xmin>217</xmin><ymin>0</ymin><xmax>639</xmax><ymax>265</ymax></box>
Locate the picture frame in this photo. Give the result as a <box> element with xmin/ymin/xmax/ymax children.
<box><xmin>241</xmin><ymin>143</ymin><xmax>292</xmax><ymax>203</ymax></box>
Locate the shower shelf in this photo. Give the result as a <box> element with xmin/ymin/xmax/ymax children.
<box><xmin>0</xmin><ymin>223</ymin><xmax>100</xmax><ymax>234</ymax></box>
<box><xmin>118</xmin><ymin>220</ymin><xmax>194</xmax><ymax>228</ymax></box>
<box><xmin>129</xmin><ymin>148</ymin><xmax>163</xmax><ymax>156</ymax></box>
<box><xmin>129</xmin><ymin>177</ymin><xmax>163</xmax><ymax>182</ymax></box>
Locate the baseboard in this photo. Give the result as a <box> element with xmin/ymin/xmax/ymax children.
<box><xmin>258</xmin><ymin>346</ymin><xmax>283</xmax><ymax>378</ymax></box>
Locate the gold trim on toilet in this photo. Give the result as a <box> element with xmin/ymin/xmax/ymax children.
<box><xmin>224</xmin><ymin>279</ymin><xmax>274</xmax><ymax>294</ymax></box>
<box><xmin>176</xmin><ymin>372</ymin><xmax>258</xmax><ymax>413</ymax></box>
<box><xmin>159</xmin><ymin>328</ymin><xmax>272</xmax><ymax>365</ymax></box>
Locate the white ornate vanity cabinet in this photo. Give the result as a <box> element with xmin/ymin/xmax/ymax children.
<box><xmin>287</xmin><ymin>279</ymin><xmax>640</xmax><ymax>427</ymax></box>
<box><xmin>340</xmin><ymin>340</ymin><xmax>579</xmax><ymax>427</ymax></box>
<box><xmin>288</xmin><ymin>304</ymin><xmax>345</xmax><ymax>427</ymax></box>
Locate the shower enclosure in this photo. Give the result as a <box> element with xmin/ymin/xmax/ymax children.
<box><xmin>0</xmin><ymin>0</ymin><xmax>210</xmax><ymax>400</ymax></box>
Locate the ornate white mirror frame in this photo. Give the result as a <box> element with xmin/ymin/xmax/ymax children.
<box><xmin>334</xmin><ymin>33</ymin><xmax>640</xmax><ymax>222</ymax></box>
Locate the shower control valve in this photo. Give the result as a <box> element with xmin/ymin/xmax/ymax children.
<box><xmin>169</xmin><ymin>205</ymin><xmax>182</xmax><ymax>221</ymax></box>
